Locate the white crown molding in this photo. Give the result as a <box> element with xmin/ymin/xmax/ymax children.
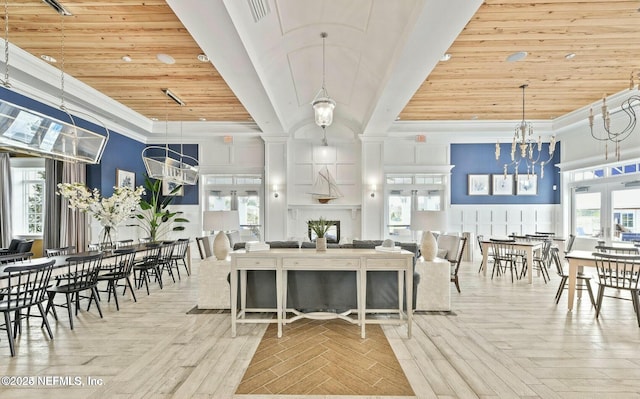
<box><xmin>2</xmin><ymin>40</ymin><xmax>152</xmax><ymax>142</ymax></box>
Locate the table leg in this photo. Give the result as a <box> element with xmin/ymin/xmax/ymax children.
<box><xmin>186</xmin><ymin>245</ymin><xmax>192</xmax><ymax>275</ymax></box>
<box><xmin>282</xmin><ymin>270</ymin><xmax>288</xmax><ymax>325</ymax></box>
<box><xmin>482</xmin><ymin>242</ymin><xmax>489</xmax><ymax>275</ymax></box>
<box><xmin>406</xmin><ymin>260</ymin><xmax>413</xmax><ymax>339</ymax></box>
<box><xmin>360</xmin><ymin>269</ymin><xmax>366</xmax><ymax>339</ymax></box>
<box><xmin>567</xmin><ymin>258</ymin><xmax>577</xmax><ymax>311</ymax></box>
<box><xmin>276</xmin><ymin>268</ymin><xmax>282</xmax><ymax>338</ymax></box>
<box><xmin>526</xmin><ymin>247</ymin><xmax>534</xmax><ymax>284</ymax></box>
<box><xmin>398</xmin><ymin>270</ymin><xmax>404</xmax><ymax>320</ymax></box>
<box><xmin>230</xmin><ymin>266</ymin><xmax>237</xmax><ymax>337</ymax></box>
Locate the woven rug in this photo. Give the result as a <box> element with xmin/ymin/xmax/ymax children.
<box><xmin>235</xmin><ymin>319</ymin><xmax>415</xmax><ymax>396</ymax></box>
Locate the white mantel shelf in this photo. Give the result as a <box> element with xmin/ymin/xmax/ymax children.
<box><xmin>288</xmin><ymin>204</ymin><xmax>362</xmax><ymax>219</ymax></box>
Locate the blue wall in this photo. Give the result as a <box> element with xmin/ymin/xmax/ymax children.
<box><xmin>0</xmin><ymin>86</ymin><xmax>199</xmax><ymax>205</ymax></box>
<box><xmin>451</xmin><ymin>143</ymin><xmax>561</xmax><ymax>204</ymax></box>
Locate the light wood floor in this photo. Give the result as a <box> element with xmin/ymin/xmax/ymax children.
<box><xmin>1</xmin><ymin>258</ymin><xmax>640</xmax><ymax>398</ymax></box>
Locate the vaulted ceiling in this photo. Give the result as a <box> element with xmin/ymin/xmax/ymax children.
<box><xmin>2</xmin><ymin>0</ymin><xmax>640</xmax><ymax>140</ymax></box>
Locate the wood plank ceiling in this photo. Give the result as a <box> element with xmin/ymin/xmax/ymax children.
<box><xmin>3</xmin><ymin>0</ymin><xmax>640</xmax><ymax>124</ymax></box>
<box><xmin>3</xmin><ymin>0</ymin><xmax>251</xmax><ymax>122</ymax></box>
<box><xmin>401</xmin><ymin>0</ymin><xmax>640</xmax><ymax>121</ymax></box>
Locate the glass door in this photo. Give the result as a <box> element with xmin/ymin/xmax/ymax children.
<box><xmin>573</xmin><ymin>188</ymin><xmax>605</xmax><ymax>239</ymax></box>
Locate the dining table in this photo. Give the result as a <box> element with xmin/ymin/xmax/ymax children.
<box><xmin>0</xmin><ymin>243</ymin><xmax>174</xmax><ymax>289</ymax></box>
<box><xmin>480</xmin><ymin>238</ymin><xmax>544</xmax><ymax>284</ymax></box>
<box><xmin>564</xmin><ymin>242</ymin><xmax>639</xmax><ymax>311</ymax></box>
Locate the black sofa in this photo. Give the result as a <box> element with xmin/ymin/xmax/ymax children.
<box><xmin>231</xmin><ymin>240</ymin><xmax>420</xmax><ymax>312</ymax></box>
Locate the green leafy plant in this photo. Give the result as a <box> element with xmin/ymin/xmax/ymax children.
<box><xmin>130</xmin><ymin>175</ymin><xmax>189</xmax><ymax>241</ymax></box>
<box><xmin>308</xmin><ymin>217</ymin><xmax>332</xmax><ymax>238</ymax></box>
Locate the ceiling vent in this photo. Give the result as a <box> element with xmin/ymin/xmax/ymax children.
<box><xmin>42</xmin><ymin>0</ymin><xmax>73</xmax><ymax>16</ymax></box>
<box><xmin>247</xmin><ymin>0</ymin><xmax>270</xmax><ymax>23</ymax></box>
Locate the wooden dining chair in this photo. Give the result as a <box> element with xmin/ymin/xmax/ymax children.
<box><xmin>592</xmin><ymin>252</ymin><xmax>640</xmax><ymax>327</ymax></box>
<box><xmin>169</xmin><ymin>238</ymin><xmax>190</xmax><ymax>277</ymax></box>
<box><xmin>95</xmin><ymin>248</ymin><xmax>137</xmax><ymax>311</ymax></box>
<box><xmin>1</xmin><ymin>260</ymin><xmax>56</xmax><ymax>356</ymax></box>
<box><xmin>45</xmin><ymin>246</ymin><xmax>76</xmax><ymax>257</ymax></box>
<box><xmin>490</xmin><ymin>239</ymin><xmax>519</xmax><ymax>282</ymax></box>
<box><xmin>595</xmin><ymin>245</ymin><xmax>639</xmax><ymax>255</ymax></box>
<box><xmin>45</xmin><ymin>253</ymin><xmax>104</xmax><ymax>330</ymax></box>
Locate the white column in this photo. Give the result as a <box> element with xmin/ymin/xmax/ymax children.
<box><xmin>360</xmin><ymin>136</ymin><xmax>385</xmax><ymax>239</ymax></box>
<box><xmin>263</xmin><ymin>135</ymin><xmax>288</xmax><ymax>241</ymax></box>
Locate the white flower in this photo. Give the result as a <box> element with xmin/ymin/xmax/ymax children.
<box><xmin>57</xmin><ymin>183</ymin><xmax>145</xmax><ymax>228</ymax></box>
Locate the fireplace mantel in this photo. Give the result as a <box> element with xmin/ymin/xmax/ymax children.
<box><xmin>288</xmin><ymin>204</ymin><xmax>361</xmax><ymax>219</ymax></box>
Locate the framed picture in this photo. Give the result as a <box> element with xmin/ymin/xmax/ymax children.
<box><xmin>492</xmin><ymin>174</ymin><xmax>514</xmax><ymax>195</ymax></box>
<box><xmin>516</xmin><ymin>174</ymin><xmax>538</xmax><ymax>195</ymax></box>
<box><xmin>468</xmin><ymin>174</ymin><xmax>490</xmax><ymax>195</ymax></box>
<box><xmin>116</xmin><ymin>169</ymin><xmax>135</xmax><ymax>189</ymax></box>
<box><xmin>162</xmin><ymin>180</ymin><xmax>183</xmax><ymax>196</ymax></box>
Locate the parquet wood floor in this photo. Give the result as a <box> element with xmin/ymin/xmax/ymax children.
<box><xmin>1</xmin><ymin>258</ymin><xmax>640</xmax><ymax>398</ymax></box>
<box><xmin>236</xmin><ymin>319</ymin><xmax>414</xmax><ymax>396</ymax></box>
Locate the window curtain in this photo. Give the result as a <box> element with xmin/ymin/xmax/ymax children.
<box><xmin>43</xmin><ymin>159</ymin><xmax>63</xmax><ymax>251</ymax></box>
<box><xmin>0</xmin><ymin>152</ymin><xmax>12</xmax><ymax>247</ymax></box>
<box><xmin>60</xmin><ymin>162</ymin><xmax>88</xmax><ymax>251</ymax></box>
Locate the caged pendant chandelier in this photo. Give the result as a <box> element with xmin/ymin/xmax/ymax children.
<box><xmin>0</xmin><ymin>3</ymin><xmax>109</xmax><ymax>164</ymax></box>
<box><xmin>311</xmin><ymin>32</ymin><xmax>335</xmax><ymax>141</ymax></box>
<box><xmin>588</xmin><ymin>71</ymin><xmax>640</xmax><ymax>161</ymax></box>
<box><xmin>141</xmin><ymin>89</ymin><xmax>199</xmax><ymax>185</ymax></box>
<box><xmin>495</xmin><ymin>84</ymin><xmax>556</xmax><ymax>179</ymax></box>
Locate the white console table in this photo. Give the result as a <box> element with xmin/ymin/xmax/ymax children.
<box><xmin>229</xmin><ymin>248</ymin><xmax>414</xmax><ymax>339</ymax></box>
<box><xmin>415</xmin><ymin>258</ymin><xmax>451</xmax><ymax>311</ymax></box>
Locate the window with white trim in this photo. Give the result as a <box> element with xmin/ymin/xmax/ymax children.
<box><xmin>10</xmin><ymin>159</ymin><xmax>46</xmax><ymax>236</ymax></box>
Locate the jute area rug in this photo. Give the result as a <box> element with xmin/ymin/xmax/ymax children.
<box><xmin>235</xmin><ymin>319</ymin><xmax>415</xmax><ymax>396</ymax></box>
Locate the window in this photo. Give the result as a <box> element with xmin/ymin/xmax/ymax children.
<box><xmin>202</xmin><ymin>174</ymin><xmax>263</xmax><ymax>241</ymax></box>
<box><xmin>384</xmin><ymin>173</ymin><xmax>446</xmax><ymax>238</ymax></box>
<box><xmin>10</xmin><ymin>160</ymin><xmax>46</xmax><ymax>235</ymax></box>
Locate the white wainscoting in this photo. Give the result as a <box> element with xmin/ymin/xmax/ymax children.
<box><xmin>449</xmin><ymin>204</ymin><xmax>561</xmax><ymax>260</ymax></box>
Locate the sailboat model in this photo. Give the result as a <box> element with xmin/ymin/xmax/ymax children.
<box><xmin>311</xmin><ymin>166</ymin><xmax>343</xmax><ymax>203</ymax></box>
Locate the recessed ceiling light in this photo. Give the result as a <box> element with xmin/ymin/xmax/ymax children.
<box><xmin>440</xmin><ymin>53</ymin><xmax>452</xmax><ymax>62</ymax></box>
<box><xmin>395</xmin><ymin>116</ymin><xmax>401</xmax><ymax>121</ymax></box>
<box><xmin>198</xmin><ymin>117</ymin><xmax>207</xmax><ymax>121</ymax></box>
<box><xmin>150</xmin><ymin>117</ymin><xmax>158</xmax><ymax>121</ymax></box>
<box><xmin>156</xmin><ymin>53</ymin><xmax>175</xmax><ymax>64</ymax></box>
<box><xmin>121</xmin><ymin>55</ymin><xmax>132</xmax><ymax>62</ymax></box>
<box><xmin>506</xmin><ymin>51</ymin><xmax>528</xmax><ymax>62</ymax></box>
<box><xmin>197</xmin><ymin>54</ymin><xmax>209</xmax><ymax>62</ymax></box>
<box><xmin>471</xmin><ymin>115</ymin><xmax>478</xmax><ymax>120</ymax></box>
<box><xmin>40</xmin><ymin>54</ymin><xmax>56</xmax><ymax>63</ymax></box>
<box><xmin>564</xmin><ymin>52</ymin><xmax>576</xmax><ymax>60</ymax></box>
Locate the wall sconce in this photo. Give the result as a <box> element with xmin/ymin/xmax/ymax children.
<box><xmin>273</xmin><ymin>184</ymin><xmax>279</xmax><ymax>198</ymax></box>
<box><xmin>370</xmin><ymin>184</ymin><xmax>376</xmax><ymax>198</ymax></box>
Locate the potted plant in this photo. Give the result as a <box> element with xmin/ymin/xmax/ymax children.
<box><xmin>130</xmin><ymin>175</ymin><xmax>189</xmax><ymax>242</ymax></box>
<box><xmin>308</xmin><ymin>217</ymin><xmax>332</xmax><ymax>251</ymax></box>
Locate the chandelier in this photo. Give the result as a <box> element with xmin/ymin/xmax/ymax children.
<box><xmin>0</xmin><ymin>2</ymin><xmax>109</xmax><ymax>164</ymax></box>
<box><xmin>495</xmin><ymin>84</ymin><xmax>556</xmax><ymax>179</ymax></box>
<box><xmin>588</xmin><ymin>71</ymin><xmax>640</xmax><ymax>161</ymax></box>
<box><xmin>311</xmin><ymin>32</ymin><xmax>336</xmax><ymax>134</ymax></box>
<box><xmin>141</xmin><ymin>89</ymin><xmax>199</xmax><ymax>185</ymax></box>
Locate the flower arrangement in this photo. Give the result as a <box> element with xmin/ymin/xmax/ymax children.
<box><xmin>58</xmin><ymin>183</ymin><xmax>145</xmax><ymax>247</ymax></box>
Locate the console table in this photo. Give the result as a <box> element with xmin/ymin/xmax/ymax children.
<box><xmin>229</xmin><ymin>248</ymin><xmax>414</xmax><ymax>339</ymax></box>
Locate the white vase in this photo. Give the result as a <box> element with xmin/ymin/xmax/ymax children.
<box><xmin>213</xmin><ymin>231</ymin><xmax>231</xmax><ymax>260</ymax></box>
<box><xmin>420</xmin><ymin>231</ymin><xmax>437</xmax><ymax>261</ymax></box>
<box><xmin>316</xmin><ymin>237</ymin><xmax>327</xmax><ymax>251</ymax></box>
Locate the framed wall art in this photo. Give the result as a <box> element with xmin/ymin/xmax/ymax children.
<box><xmin>492</xmin><ymin>174</ymin><xmax>513</xmax><ymax>195</ymax></box>
<box><xmin>162</xmin><ymin>180</ymin><xmax>184</xmax><ymax>196</ymax></box>
<box><xmin>468</xmin><ymin>174</ymin><xmax>490</xmax><ymax>196</ymax></box>
<box><xmin>516</xmin><ymin>174</ymin><xmax>538</xmax><ymax>195</ymax></box>
<box><xmin>116</xmin><ymin>169</ymin><xmax>135</xmax><ymax>189</ymax></box>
